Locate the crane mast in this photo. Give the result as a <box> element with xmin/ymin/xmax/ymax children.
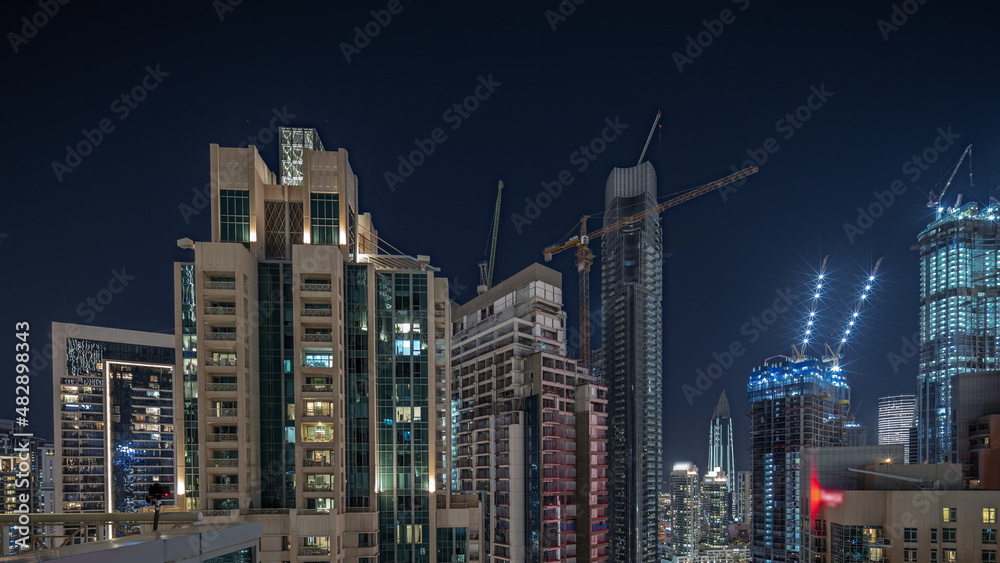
<box><xmin>543</xmin><ymin>165</ymin><xmax>759</xmax><ymax>365</ymax></box>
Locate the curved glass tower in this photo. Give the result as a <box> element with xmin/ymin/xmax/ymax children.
<box><xmin>601</xmin><ymin>161</ymin><xmax>663</xmax><ymax>563</ymax></box>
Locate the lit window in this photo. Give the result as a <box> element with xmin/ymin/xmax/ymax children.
<box><xmin>986</xmin><ymin>508</ymin><xmax>997</xmax><ymax>524</ymax></box>
<box><xmin>944</xmin><ymin>507</ymin><xmax>957</xmax><ymax>522</ymax></box>
<box><xmin>943</xmin><ymin>549</ymin><xmax>956</xmax><ymax>562</ymax></box>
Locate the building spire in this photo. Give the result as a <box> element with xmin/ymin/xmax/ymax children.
<box><xmin>712</xmin><ymin>389</ymin><xmax>731</xmax><ymax>420</ymax></box>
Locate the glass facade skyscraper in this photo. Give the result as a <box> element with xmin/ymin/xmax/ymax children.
<box><xmin>708</xmin><ymin>390</ymin><xmax>735</xmax><ymax>521</ymax></box>
<box><xmin>600</xmin><ymin>161</ymin><xmax>663</xmax><ymax>563</ymax></box>
<box><xmin>748</xmin><ymin>356</ymin><xmax>850</xmax><ymax>563</ymax></box>
<box><xmin>877</xmin><ymin>394</ymin><xmax>915</xmax><ymax>462</ymax></box>
<box><xmin>916</xmin><ymin>203</ymin><xmax>1000</xmax><ymax>469</ymax></box>
<box><xmin>51</xmin><ymin>323</ymin><xmax>176</xmax><ymax>523</ymax></box>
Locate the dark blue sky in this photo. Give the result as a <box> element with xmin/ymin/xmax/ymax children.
<box><xmin>3</xmin><ymin>0</ymin><xmax>999</xmax><ymax>474</ymax></box>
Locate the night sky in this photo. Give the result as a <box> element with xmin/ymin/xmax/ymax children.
<box><xmin>4</xmin><ymin>1</ymin><xmax>1000</xmax><ymax>477</ymax></box>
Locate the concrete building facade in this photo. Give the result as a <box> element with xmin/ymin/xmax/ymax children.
<box><xmin>450</xmin><ymin>264</ymin><xmax>608</xmax><ymax>562</ymax></box>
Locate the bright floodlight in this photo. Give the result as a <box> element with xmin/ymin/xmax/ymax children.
<box><xmin>818</xmin><ymin>274</ymin><xmax>824</xmax><ymax>279</ymax></box>
<box><xmin>810</xmin><ymin>312</ymin><xmax>816</xmax><ymax>317</ymax></box>
<box><xmin>849</xmin><ymin>321</ymin><xmax>854</xmax><ymax>326</ymax></box>
<box><xmin>814</xmin><ymin>293</ymin><xmax>821</xmax><ymax>299</ymax></box>
<box><xmin>869</xmin><ymin>276</ymin><xmax>875</xmax><ymax>281</ymax></box>
<box><xmin>841</xmin><ymin>338</ymin><xmax>847</xmax><ymax>343</ymax></box>
<box><xmin>865</xmin><ymin>285</ymin><xmax>872</xmax><ymax>290</ymax></box>
<box><xmin>853</xmin><ymin>312</ymin><xmax>859</xmax><ymax>317</ymax></box>
<box><xmin>938</xmin><ymin>207</ymin><xmax>945</xmax><ymax>212</ymax></box>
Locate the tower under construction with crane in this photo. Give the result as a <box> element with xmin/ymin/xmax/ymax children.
<box><xmin>748</xmin><ymin>258</ymin><xmax>883</xmax><ymax>563</ymax></box>
<box><xmin>543</xmin><ymin>111</ymin><xmax>757</xmax><ymax>563</ymax></box>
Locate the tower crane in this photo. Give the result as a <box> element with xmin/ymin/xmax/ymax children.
<box><xmin>543</xmin><ymin>165</ymin><xmax>758</xmax><ymax>365</ymax></box>
<box><xmin>927</xmin><ymin>144</ymin><xmax>972</xmax><ymax>214</ymax></box>
<box><xmin>478</xmin><ymin>180</ymin><xmax>504</xmax><ymax>295</ymax></box>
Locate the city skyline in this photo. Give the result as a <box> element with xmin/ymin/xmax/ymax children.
<box><xmin>4</xmin><ymin>1</ymin><xmax>1000</xmax><ymax>476</ymax></box>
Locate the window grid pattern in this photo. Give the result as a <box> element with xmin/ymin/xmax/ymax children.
<box><xmin>219</xmin><ymin>189</ymin><xmax>250</xmax><ymax>244</ymax></box>
<box><xmin>310</xmin><ymin>193</ymin><xmax>339</xmax><ymax>245</ymax></box>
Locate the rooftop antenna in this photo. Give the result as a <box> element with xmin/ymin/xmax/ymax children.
<box><xmin>823</xmin><ymin>257</ymin><xmax>884</xmax><ymax>371</ymax></box>
<box><xmin>792</xmin><ymin>255</ymin><xmax>830</xmax><ymax>360</ymax></box>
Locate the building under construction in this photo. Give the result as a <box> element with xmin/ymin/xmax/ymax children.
<box><xmin>451</xmin><ymin>264</ymin><xmax>609</xmax><ymax>563</ymax></box>
<box><xmin>748</xmin><ymin>355</ymin><xmax>851</xmax><ymax>563</ymax></box>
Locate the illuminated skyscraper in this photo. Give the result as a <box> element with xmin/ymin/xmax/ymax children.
<box><xmin>701</xmin><ymin>469</ymin><xmax>729</xmax><ymax>550</ymax></box>
<box><xmin>708</xmin><ymin>390</ymin><xmax>735</xmax><ymax>520</ymax></box>
<box><xmin>51</xmin><ymin>323</ymin><xmax>176</xmax><ymax>541</ymax></box>
<box><xmin>916</xmin><ymin>202</ymin><xmax>1000</xmax><ymax>471</ymax></box>
<box><xmin>669</xmin><ymin>463</ymin><xmax>700</xmax><ymax>560</ymax></box>
<box><xmin>748</xmin><ymin>356</ymin><xmax>850</xmax><ymax>563</ymax></box>
<box><xmin>878</xmin><ymin>394</ymin><xmax>915</xmax><ymax>462</ymax></box>
<box><xmin>601</xmin><ymin>161</ymin><xmax>663</xmax><ymax>563</ymax></box>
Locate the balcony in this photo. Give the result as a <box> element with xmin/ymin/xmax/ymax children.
<box><xmin>302</xmin><ymin>309</ymin><xmax>333</xmax><ymax>317</ymax></box>
<box><xmin>301</xmin><ymin>283</ymin><xmax>332</xmax><ymax>292</ymax></box>
<box><xmin>205</xmin><ymin>332</ymin><xmax>237</xmax><ymax>341</ymax></box>
<box><xmin>302</xmin><ymin>384</ymin><xmax>334</xmax><ymax>393</ymax></box>
<box><xmin>205</xmin><ymin>281</ymin><xmax>236</xmax><ymax>290</ymax></box>
<box><xmin>206</xmin><ymin>434</ymin><xmax>239</xmax><ymax>442</ymax></box>
<box><xmin>204</xmin><ymin>357</ymin><xmax>239</xmax><ymax>367</ymax></box>
<box><xmin>298</xmin><ymin>547</ymin><xmax>330</xmax><ymax>556</ymax></box>
<box><xmin>204</xmin><ymin>306</ymin><xmax>236</xmax><ymax>316</ymax></box>
<box><xmin>207</xmin><ymin>408</ymin><xmax>238</xmax><ymax>418</ymax></box>
<box><xmin>302</xmin><ymin>334</ymin><xmax>333</xmax><ymax>342</ymax></box>
<box><xmin>303</xmin><ymin>483</ymin><xmax>333</xmax><ymax>492</ymax></box>
<box><xmin>207</xmin><ymin>483</ymin><xmax>239</xmax><ymax>493</ymax></box>
<box><xmin>302</xmin><ymin>458</ymin><xmax>333</xmax><ymax>467</ymax></box>
<box><xmin>206</xmin><ymin>383</ymin><xmax>237</xmax><ymax>392</ymax></box>
<box><xmin>207</xmin><ymin>459</ymin><xmax>239</xmax><ymax>467</ymax></box>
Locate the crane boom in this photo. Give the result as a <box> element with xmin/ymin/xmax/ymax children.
<box><xmin>637</xmin><ymin>110</ymin><xmax>662</xmax><ymax>166</ymax></box>
<box><xmin>929</xmin><ymin>144</ymin><xmax>972</xmax><ymax>209</ymax></box>
<box><xmin>478</xmin><ymin>181</ymin><xmax>505</xmax><ymax>295</ymax></box>
<box><xmin>543</xmin><ymin>164</ymin><xmax>759</xmax><ymax>365</ymax></box>
<box><xmin>487</xmin><ymin>181</ymin><xmax>504</xmax><ymax>287</ymax></box>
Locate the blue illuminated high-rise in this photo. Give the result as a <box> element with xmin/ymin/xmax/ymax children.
<box><xmin>600</xmin><ymin>161</ymin><xmax>663</xmax><ymax>563</ymax></box>
<box><xmin>916</xmin><ymin>203</ymin><xmax>1000</xmax><ymax>471</ymax></box>
<box><xmin>748</xmin><ymin>356</ymin><xmax>850</xmax><ymax>563</ymax></box>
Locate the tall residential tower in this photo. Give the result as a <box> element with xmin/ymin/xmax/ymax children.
<box><xmin>175</xmin><ymin>128</ymin><xmax>482</xmax><ymax>562</ymax></box>
<box><xmin>601</xmin><ymin>161</ymin><xmax>663</xmax><ymax>563</ymax></box>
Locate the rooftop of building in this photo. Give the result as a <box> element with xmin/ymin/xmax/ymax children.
<box><xmin>0</xmin><ymin>521</ymin><xmax>261</xmax><ymax>563</ymax></box>
<box><xmin>452</xmin><ymin>262</ymin><xmax>561</xmax><ymax>318</ymax></box>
